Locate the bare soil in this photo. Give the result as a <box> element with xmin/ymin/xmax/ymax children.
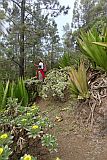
<box><xmin>37</xmin><ymin>98</ymin><xmax>107</xmax><ymax>160</ymax></box>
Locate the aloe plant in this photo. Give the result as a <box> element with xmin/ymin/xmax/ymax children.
<box><xmin>0</xmin><ymin>79</ymin><xmax>28</xmax><ymax>110</ymax></box>
<box><xmin>69</xmin><ymin>62</ymin><xmax>89</xmax><ymax>99</ymax></box>
<box><xmin>14</xmin><ymin>78</ymin><xmax>28</xmax><ymax>106</ymax></box>
<box><xmin>78</xmin><ymin>27</ymin><xmax>107</xmax><ymax>71</ymax></box>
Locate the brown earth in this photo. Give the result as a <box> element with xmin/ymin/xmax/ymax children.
<box><xmin>37</xmin><ymin>98</ymin><xmax>107</xmax><ymax>160</ymax></box>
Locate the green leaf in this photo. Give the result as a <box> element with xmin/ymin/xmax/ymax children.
<box><xmin>2</xmin><ymin>80</ymin><xmax>9</xmax><ymax>108</ymax></box>
<box><xmin>92</xmin><ymin>42</ymin><xmax>107</xmax><ymax>47</ymax></box>
<box><xmin>69</xmin><ymin>62</ymin><xmax>89</xmax><ymax>99</ymax></box>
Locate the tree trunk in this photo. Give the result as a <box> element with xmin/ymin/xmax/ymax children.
<box><xmin>19</xmin><ymin>0</ymin><xmax>25</xmax><ymax>78</ymax></box>
<box><xmin>50</xmin><ymin>51</ymin><xmax>54</xmax><ymax>69</ymax></box>
<box><xmin>50</xmin><ymin>43</ymin><xmax>54</xmax><ymax>69</ymax></box>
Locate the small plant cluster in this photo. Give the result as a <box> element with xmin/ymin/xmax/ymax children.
<box><xmin>41</xmin><ymin>69</ymin><xmax>69</xmax><ymax>101</ymax></box>
<box><xmin>0</xmin><ymin>133</ymin><xmax>12</xmax><ymax>160</ymax></box>
<box><xmin>0</xmin><ymin>98</ymin><xmax>57</xmax><ymax>159</ymax></box>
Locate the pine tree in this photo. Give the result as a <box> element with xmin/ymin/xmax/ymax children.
<box><xmin>1</xmin><ymin>0</ymin><xmax>69</xmax><ymax>78</ymax></box>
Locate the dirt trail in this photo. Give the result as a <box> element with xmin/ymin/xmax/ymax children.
<box><xmin>37</xmin><ymin>99</ymin><xmax>107</xmax><ymax>160</ymax></box>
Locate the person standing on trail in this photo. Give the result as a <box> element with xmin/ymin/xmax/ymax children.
<box><xmin>34</xmin><ymin>59</ymin><xmax>45</xmax><ymax>81</ymax></box>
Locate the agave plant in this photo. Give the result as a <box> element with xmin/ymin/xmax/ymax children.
<box><xmin>69</xmin><ymin>62</ymin><xmax>89</xmax><ymax>99</ymax></box>
<box><xmin>78</xmin><ymin>26</ymin><xmax>107</xmax><ymax>71</ymax></box>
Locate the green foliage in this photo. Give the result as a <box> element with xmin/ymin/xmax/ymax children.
<box><xmin>0</xmin><ymin>133</ymin><xmax>13</xmax><ymax>160</ymax></box>
<box><xmin>14</xmin><ymin>78</ymin><xmax>28</xmax><ymax>106</ymax></box>
<box><xmin>2</xmin><ymin>80</ymin><xmax>9</xmax><ymax>108</ymax></box>
<box><xmin>0</xmin><ymin>81</ymin><xmax>9</xmax><ymax>110</ymax></box>
<box><xmin>0</xmin><ymin>98</ymin><xmax>57</xmax><ymax>159</ymax></box>
<box><xmin>0</xmin><ymin>0</ymin><xmax>69</xmax><ymax>78</ymax></box>
<box><xmin>71</xmin><ymin>0</ymin><xmax>107</xmax><ymax>50</ymax></box>
<box><xmin>92</xmin><ymin>42</ymin><xmax>107</xmax><ymax>47</ymax></box>
<box><xmin>41</xmin><ymin>69</ymin><xmax>69</xmax><ymax>101</ymax></box>
<box><xmin>25</xmin><ymin>79</ymin><xmax>42</xmax><ymax>102</ymax></box>
<box><xmin>0</xmin><ymin>133</ymin><xmax>13</xmax><ymax>146</ymax></box>
<box><xmin>92</xmin><ymin>26</ymin><xmax>107</xmax><ymax>48</ymax></box>
<box><xmin>59</xmin><ymin>53</ymin><xmax>72</xmax><ymax>68</ymax></box>
<box><xmin>0</xmin><ymin>82</ymin><xmax>4</xmax><ymax>105</ymax></box>
<box><xmin>0</xmin><ymin>145</ymin><xmax>12</xmax><ymax>160</ymax></box>
<box><xmin>78</xmin><ymin>27</ymin><xmax>107</xmax><ymax>71</ymax></box>
<box><xmin>58</xmin><ymin>51</ymin><xmax>81</xmax><ymax>68</ymax></box>
<box><xmin>41</xmin><ymin>134</ymin><xmax>57</xmax><ymax>152</ymax></box>
<box><xmin>0</xmin><ymin>79</ymin><xmax>28</xmax><ymax>110</ymax></box>
<box><xmin>69</xmin><ymin>62</ymin><xmax>89</xmax><ymax>99</ymax></box>
<box><xmin>72</xmin><ymin>0</ymin><xmax>107</xmax><ymax>30</ymax></box>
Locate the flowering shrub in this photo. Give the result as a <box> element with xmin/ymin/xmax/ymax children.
<box><xmin>41</xmin><ymin>69</ymin><xmax>69</xmax><ymax>101</ymax></box>
<box><xmin>0</xmin><ymin>145</ymin><xmax>12</xmax><ymax>160</ymax></box>
<box><xmin>20</xmin><ymin>154</ymin><xmax>37</xmax><ymax>160</ymax></box>
<box><xmin>0</xmin><ymin>98</ymin><xmax>57</xmax><ymax>159</ymax></box>
<box><xmin>0</xmin><ymin>133</ymin><xmax>13</xmax><ymax>146</ymax></box>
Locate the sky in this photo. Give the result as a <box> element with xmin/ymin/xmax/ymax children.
<box><xmin>55</xmin><ymin>0</ymin><xmax>75</xmax><ymax>38</ymax></box>
<box><xmin>1</xmin><ymin>0</ymin><xmax>75</xmax><ymax>37</ymax></box>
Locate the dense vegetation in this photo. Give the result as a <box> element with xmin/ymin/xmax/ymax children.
<box><xmin>1</xmin><ymin>0</ymin><xmax>107</xmax><ymax>159</ymax></box>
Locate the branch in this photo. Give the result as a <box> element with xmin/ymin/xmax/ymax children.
<box><xmin>11</xmin><ymin>56</ymin><xmax>22</xmax><ymax>68</ymax></box>
<box><xmin>36</xmin><ymin>7</ymin><xmax>60</xmax><ymax>11</ymax></box>
<box><xmin>10</xmin><ymin>0</ymin><xmax>21</xmax><ymax>8</ymax></box>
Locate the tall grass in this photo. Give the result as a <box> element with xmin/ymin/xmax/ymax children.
<box><xmin>0</xmin><ymin>79</ymin><xmax>28</xmax><ymax>110</ymax></box>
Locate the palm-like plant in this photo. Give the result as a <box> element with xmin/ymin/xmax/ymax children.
<box><xmin>69</xmin><ymin>62</ymin><xmax>89</xmax><ymax>99</ymax></box>
<box><xmin>78</xmin><ymin>26</ymin><xmax>107</xmax><ymax>71</ymax></box>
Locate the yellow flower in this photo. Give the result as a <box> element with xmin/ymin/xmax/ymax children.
<box><xmin>32</xmin><ymin>125</ymin><xmax>39</xmax><ymax>129</ymax></box>
<box><xmin>38</xmin><ymin>115</ymin><xmax>41</xmax><ymax>119</ymax></box>
<box><xmin>31</xmin><ymin>105</ymin><xmax>36</xmax><ymax>109</ymax></box>
<box><xmin>27</xmin><ymin>112</ymin><xmax>32</xmax><ymax>116</ymax></box>
<box><xmin>0</xmin><ymin>147</ymin><xmax>3</xmax><ymax>155</ymax></box>
<box><xmin>0</xmin><ymin>133</ymin><xmax>8</xmax><ymax>139</ymax></box>
<box><xmin>21</xmin><ymin>119</ymin><xmax>27</xmax><ymax>122</ymax></box>
<box><xmin>56</xmin><ymin>157</ymin><xmax>61</xmax><ymax>160</ymax></box>
<box><xmin>31</xmin><ymin>108</ymin><xmax>35</xmax><ymax>111</ymax></box>
<box><xmin>23</xmin><ymin>154</ymin><xmax>32</xmax><ymax>160</ymax></box>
